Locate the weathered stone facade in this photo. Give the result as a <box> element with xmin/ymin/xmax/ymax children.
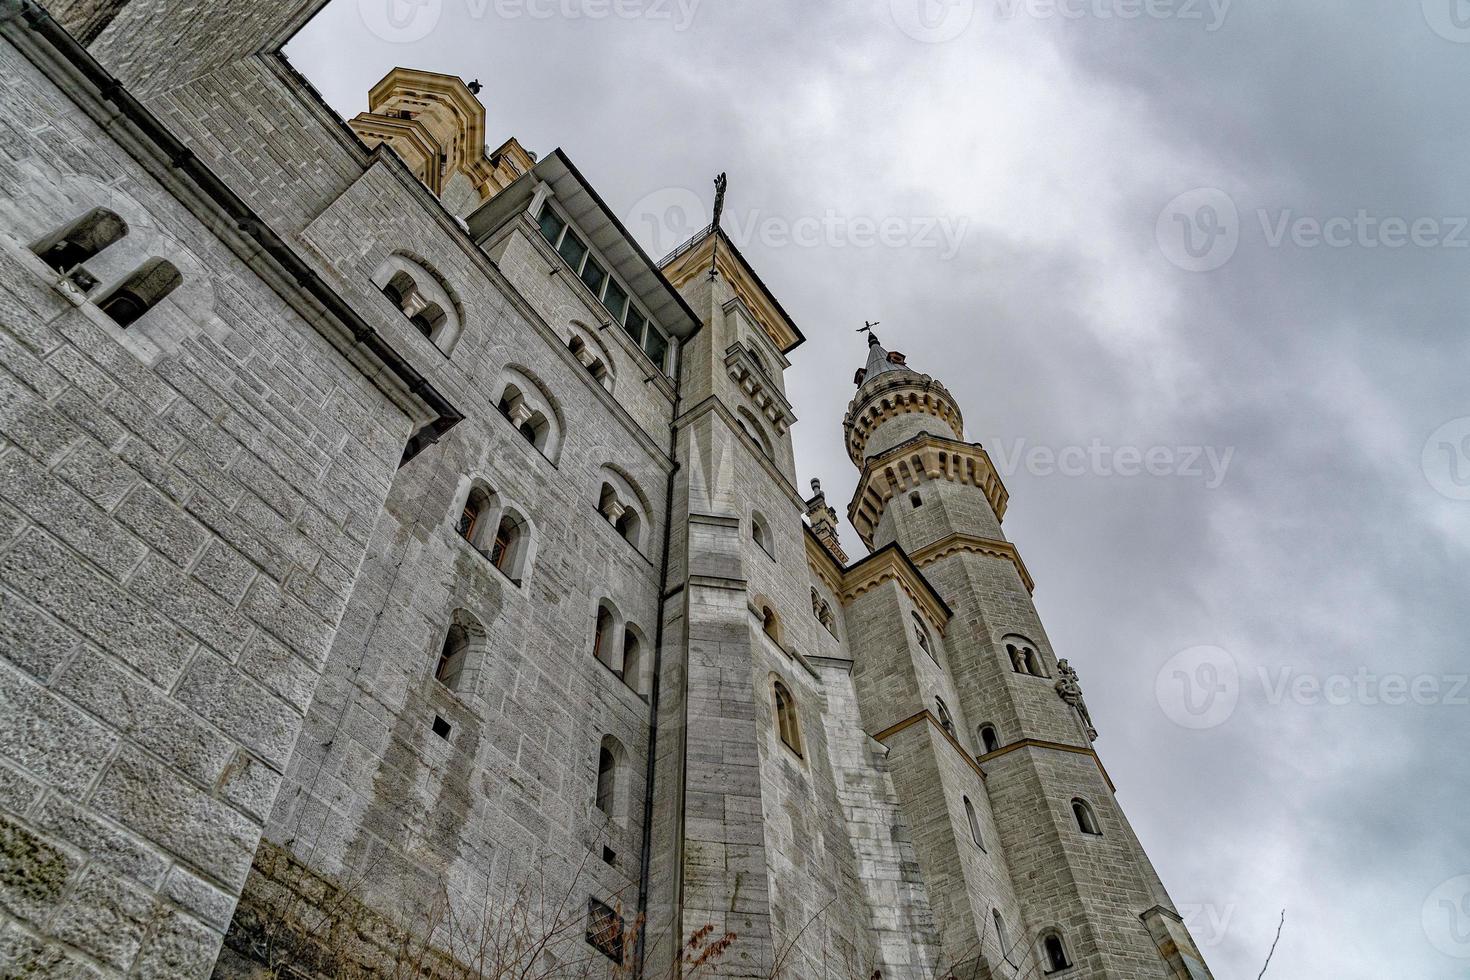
<box><xmin>0</xmin><ymin>4</ymin><xmax>1215</xmax><ymax>977</ymax></box>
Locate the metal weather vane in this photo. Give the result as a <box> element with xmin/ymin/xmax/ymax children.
<box><xmin>708</xmin><ymin>172</ymin><xmax>727</xmax><ymax>280</ymax></box>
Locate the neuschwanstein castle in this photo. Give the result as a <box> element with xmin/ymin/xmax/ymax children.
<box><xmin>0</xmin><ymin>4</ymin><xmax>1215</xmax><ymax>975</ymax></box>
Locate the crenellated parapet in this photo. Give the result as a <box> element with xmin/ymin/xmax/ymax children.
<box><xmin>843</xmin><ymin>370</ymin><xmax>964</xmax><ymax>466</ymax></box>
<box><xmin>848</xmin><ymin>433</ymin><xmax>1010</xmax><ymax>549</ymax></box>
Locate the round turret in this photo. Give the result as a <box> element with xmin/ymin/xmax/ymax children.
<box><xmin>842</xmin><ymin>333</ymin><xmax>964</xmax><ymax>466</ymax></box>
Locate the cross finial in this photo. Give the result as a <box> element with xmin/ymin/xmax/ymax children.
<box><xmin>858</xmin><ymin>320</ymin><xmax>881</xmax><ymax>345</ymax></box>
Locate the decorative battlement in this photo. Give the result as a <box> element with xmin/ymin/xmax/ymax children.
<box><xmin>848</xmin><ymin>433</ymin><xmax>1009</xmax><ymax>549</ymax></box>
<box><xmin>725</xmin><ymin>341</ymin><xmax>796</xmax><ymax>436</ymax></box>
<box><xmin>843</xmin><ymin>369</ymin><xmax>964</xmax><ymax>466</ymax></box>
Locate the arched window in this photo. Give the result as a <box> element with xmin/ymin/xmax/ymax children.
<box><xmin>760</xmin><ymin>605</ymin><xmax>781</xmax><ymax>644</ymax></box>
<box><xmin>935</xmin><ymin>697</ymin><xmax>955</xmax><ymax>738</ymax></box>
<box><xmin>909</xmin><ymin>490</ymin><xmax>923</xmax><ymax>508</ymax></box>
<box><xmin>912</xmin><ymin>612</ymin><xmax>934</xmax><ymax>658</ymax></box>
<box><xmin>596</xmin><ymin>735</ymin><xmax>625</xmax><ymax>817</ymax></box>
<box><xmin>979</xmin><ymin>725</ymin><xmax>1000</xmax><ymax>754</ymax></box>
<box><xmin>614</xmin><ymin>507</ymin><xmax>641</xmax><ymax>547</ymax></box>
<box><xmin>773</xmin><ymin>679</ymin><xmax>802</xmax><ymax>756</ymax></box>
<box><xmin>373</xmin><ymin>255</ymin><xmax>461</xmax><ymax>351</ymax></box>
<box><xmin>433</xmin><ymin>610</ymin><xmax>484</xmax><ymax>692</ymax></box>
<box><xmin>593</xmin><ymin>604</ymin><xmax>616</xmax><ymax>670</ymax></box>
<box><xmin>964</xmin><ymin>796</ymin><xmax>984</xmax><ymax>850</ymax></box>
<box><xmin>992</xmin><ymin>910</ymin><xmax>1010</xmax><ymax>962</ymax></box>
<box><xmin>98</xmin><ymin>258</ymin><xmax>181</xmax><ymax>328</ymax></box>
<box><xmin>751</xmin><ymin>511</ymin><xmax>772</xmax><ymax>558</ymax></box>
<box><xmin>459</xmin><ymin>485</ymin><xmax>492</xmax><ymax>545</ymax></box>
<box><xmin>1072</xmin><ymin>798</ymin><xmax>1101</xmax><ymax>836</ymax></box>
<box><xmin>1025</xmin><ymin>648</ymin><xmax>1046</xmax><ymax>676</ymax></box>
<box><xmin>568</xmin><ymin>333</ymin><xmax>614</xmax><ymax>391</ymax></box>
<box><xmin>737</xmin><ymin>408</ymin><xmax>773</xmax><ymax>459</ymax></box>
<box><xmin>33</xmin><ymin>207</ymin><xmax>127</xmax><ymax>281</ymax></box>
<box><xmin>811</xmin><ymin>589</ymin><xmax>836</xmax><ymax>636</ymax></box>
<box><xmin>489</xmin><ymin>511</ymin><xmax>528</xmax><ymax>584</ymax></box>
<box><xmin>1006</xmin><ymin>637</ymin><xmax>1047</xmax><ymax>678</ymax></box>
<box><xmin>1042</xmin><ymin>932</ymin><xmax>1072</xmax><ymax>973</ymax></box>
<box><xmin>621</xmin><ymin>629</ymin><xmax>642</xmax><ymax>693</ymax></box>
<box><xmin>436</xmin><ymin>623</ymin><xmax>469</xmax><ymax>689</ymax></box>
<box><xmin>496</xmin><ymin>374</ymin><xmax>562</xmax><ymax>460</ymax></box>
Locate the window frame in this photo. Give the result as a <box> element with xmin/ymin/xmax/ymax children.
<box><xmin>536</xmin><ymin>201</ymin><xmax>673</xmax><ymax>376</ymax></box>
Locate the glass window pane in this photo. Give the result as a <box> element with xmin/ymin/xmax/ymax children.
<box><xmin>602</xmin><ymin>280</ymin><xmax>628</xmax><ymax>320</ymax></box>
<box><xmin>579</xmin><ymin>255</ymin><xmax>607</xmax><ymax>294</ymax></box>
<box><xmin>557</xmin><ymin>230</ymin><xmax>588</xmax><ymax>270</ymax></box>
<box><xmin>623</xmin><ymin>307</ymin><xmax>645</xmax><ymax>343</ymax></box>
<box><xmin>537</xmin><ymin>204</ymin><xmax>565</xmax><ymax>246</ymax></box>
<box><xmin>643</xmin><ymin>326</ymin><xmax>669</xmax><ymax>369</ymax></box>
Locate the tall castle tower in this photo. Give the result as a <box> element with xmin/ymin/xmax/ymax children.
<box><xmin>841</xmin><ymin>331</ymin><xmax>1214</xmax><ymax>979</ymax></box>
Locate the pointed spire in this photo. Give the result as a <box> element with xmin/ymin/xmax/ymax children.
<box><xmin>804</xmin><ymin>479</ymin><xmax>848</xmax><ymax>564</ymax></box>
<box><xmin>854</xmin><ymin>329</ymin><xmax>910</xmax><ymax>387</ymax></box>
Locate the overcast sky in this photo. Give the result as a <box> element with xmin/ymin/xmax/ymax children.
<box><xmin>288</xmin><ymin>2</ymin><xmax>1470</xmax><ymax>975</ymax></box>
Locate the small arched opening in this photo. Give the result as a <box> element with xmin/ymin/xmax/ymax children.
<box><xmin>98</xmin><ymin>258</ymin><xmax>181</xmax><ymax>328</ymax></box>
<box><xmin>773</xmin><ymin>679</ymin><xmax>802</xmax><ymax>757</ymax></box>
<box><xmin>979</xmin><ymin>724</ymin><xmax>1000</xmax><ymax>754</ymax></box>
<box><xmin>1072</xmin><ymin>798</ymin><xmax>1102</xmax><ymax>836</ymax></box>
<box><xmin>964</xmin><ymin>796</ymin><xmax>985</xmax><ymax>850</ymax></box>
<box><xmin>1041</xmin><ymin>931</ymin><xmax>1072</xmax><ymax>973</ymax></box>
<box><xmin>33</xmin><ymin>207</ymin><xmax>128</xmax><ymax>280</ymax></box>
<box><xmin>935</xmin><ymin>697</ymin><xmax>956</xmax><ymax>738</ymax></box>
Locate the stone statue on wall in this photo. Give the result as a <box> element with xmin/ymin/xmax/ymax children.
<box><xmin>1055</xmin><ymin>659</ymin><xmax>1098</xmax><ymax>741</ymax></box>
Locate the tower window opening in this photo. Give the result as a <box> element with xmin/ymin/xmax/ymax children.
<box><xmin>773</xmin><ymin>679</ymin><xmax>802</xmax><ymax>756</ymax></box>
<box><xmin>98</xmin><ymin>258</ymin><xmax>181</xmax><ymax>328</ymax></box>
<box><xmin>751</xmin><ymin>511</ymin><xmax>773</xmax><ymax>558</ymax></box>
<box><xmin>595</xmin><ymin>735</ymin><xmax>626</xmax><ymax>820</ymax></box>
<box><xmin>964</xmin><ymin>796</ymin><xmax>985</xmax><ymax>851</ymax></box>
<box><xmin>593</xmin><ymin>604</ymin><xmax>616</xmax><ymax>669</ymax></box>
<box><xmin>979</xmin><ymin>724</ymin><xmax>1000</xmax><ymax>754</ymax></box>
<box><xmin>435</xmin><ymin>624</ymin><xmax>468</xmax><ymax>689</ymax></box>
<box><xmin>1042</xmin><ymin>932</ymin><xmax>1072</xmax><ymax>972</ymax></box>
<box><xmin>935</xmin><ymin>697</ymin><xmax>956</xmax><ymax>738</ymax></box>
<box><xmin>1072</xmin><ymin>798</ymin><xmax>1102</xmax><ymax>836</ymax></box>
<box><xmin>32</xmin><ymin>207</ymin><xmax>127</xmax><ymax>286</ymax></box>
<box><xmin>913</xmin><ymin>612</ymin><xmax>934</xmax><ymax>659</ymax></box>
<box><xmin>760</xmin><ymin>605</ymin><xmax>781</xmax><ymax>644</ymax></box>
<box><xmin>993</xmin><ymin>911</ymin><xmax>1012</xmax><ymax>964</ymax></box>
<box><xmin>1007</xmin><ymin>641</ymin><xmax>1047</xmax><ymax>678</ymax></box>
<box><xmin>910</xmin><ymin>490</ymin><xmax>923</xmax><ymax>508</ymax></box>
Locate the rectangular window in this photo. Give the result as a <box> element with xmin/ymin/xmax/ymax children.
<box><xmin>579</xmin><ymin>255</ymin><xmax>607</xmax><ymax>294</ymax></box>
<box><xmin>623</xmin><ymin>306</ymin><xmax>646</xmax><ymax>343</ymax></box>
<box><xmin>643</xmin><ymin>326</ymin><xmax>669</xmax><ymax>369</ymax></box>
<box><xmin>557</xmin><ymin>229</ymin><xmax>588</xmax><ymax>270</ymax></box>
<box><xmin>602</xmin><ymin>280</ymin><xmax>628</xmax><ymax>320</ymax></box>
<box><xmin>586</xmin><ymin>898</ymin><xmax>624</xmax><ymax>962</ymax></box>
<box><xmin>537</xmin><ymin>205</ymin><xmax>565</xmax><ymax>246</ymax></box>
